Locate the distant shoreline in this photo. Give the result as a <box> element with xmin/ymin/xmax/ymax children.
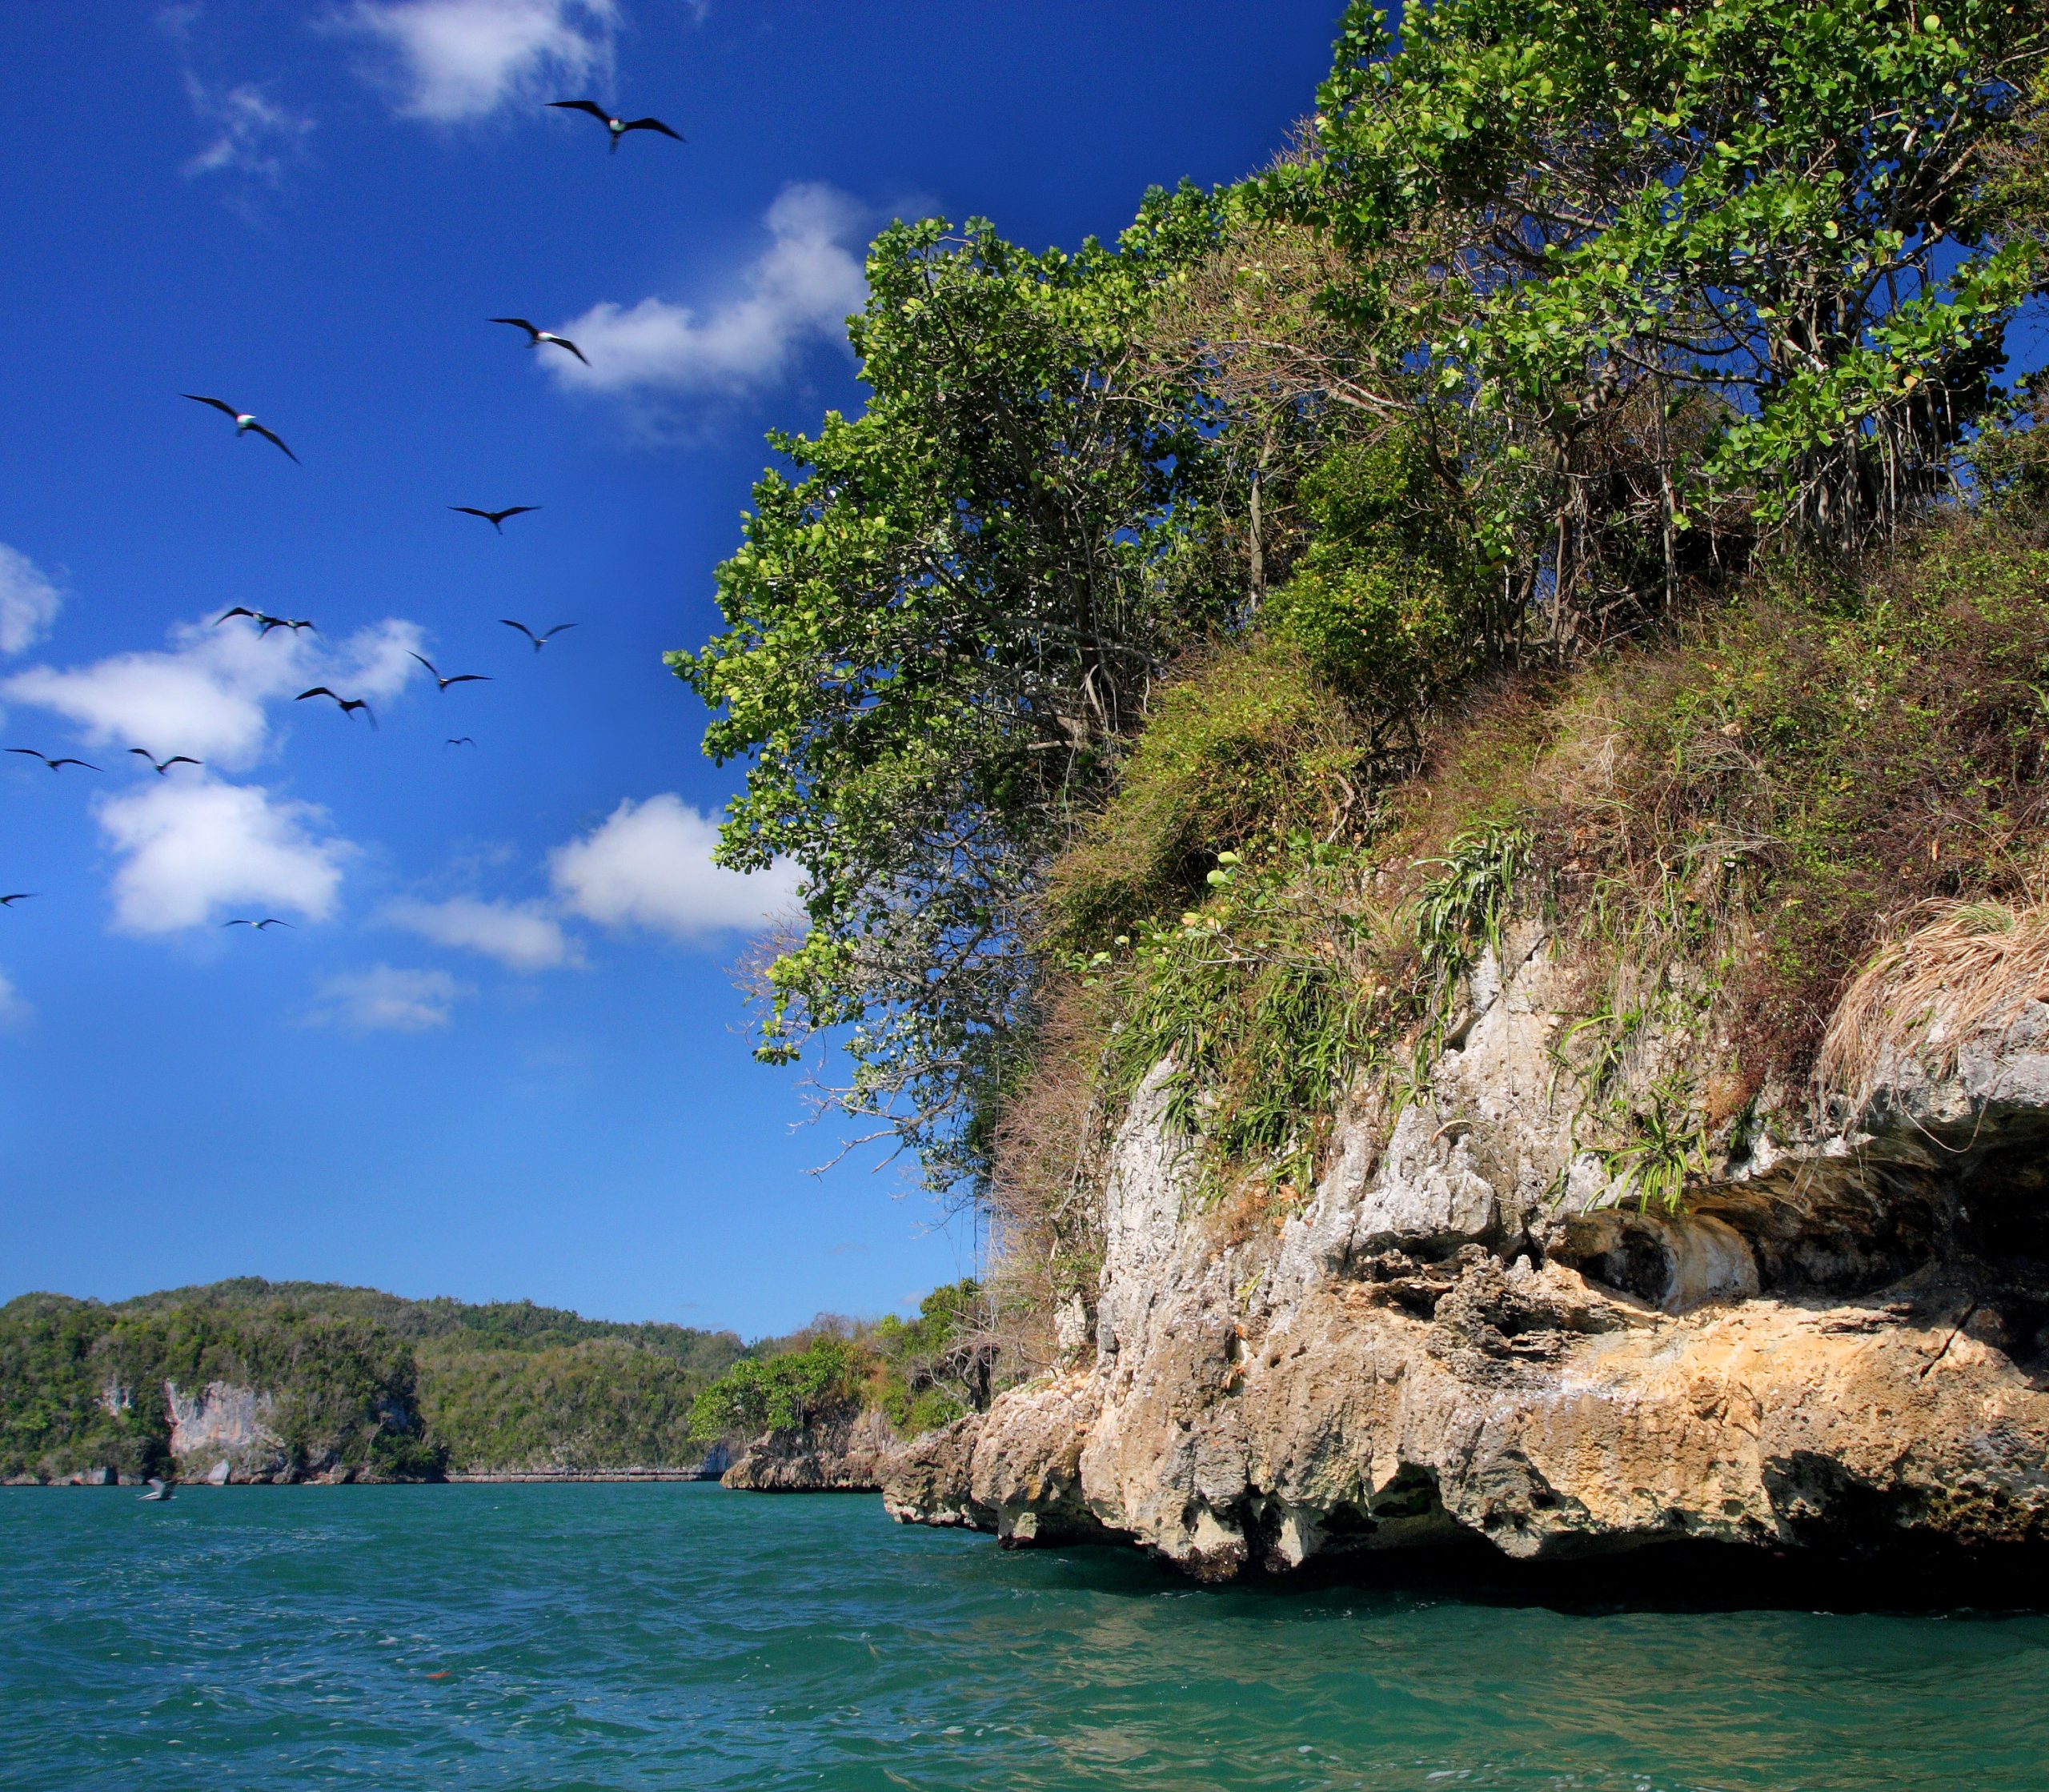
<box><xmin>7</xmin><ymin>1469</ymin><xmax>727</xmax><ymax>1488</ymax></box>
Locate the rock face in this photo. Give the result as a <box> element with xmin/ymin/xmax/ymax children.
<box><xmin>167</xmin><ymin>1380</ymin><xmax>292</xmax><ymax>1484</ymax></box>
<box><xmin>722</xmin><ymin>1406</ymin><xmax>901</xmax><ymax>1491</ymax></box>
<box><xmin>883</xmin><ymin>921</ymin><xmax>2049</xmax><ymax>1576</ymax></box>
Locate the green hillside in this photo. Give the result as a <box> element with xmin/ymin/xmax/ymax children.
<box><xmin>0</xmin><ymin>1281</ymin><xmax>745</xmax><ymax>1483</ymax></box>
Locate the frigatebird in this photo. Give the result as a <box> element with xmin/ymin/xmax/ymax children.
<box><xmin>500</xmin><ymin>619</ymin><xmax>576</xmax><ymax>652</ymax></box>
<box><xmin>129</xmin><ymin>749</ymin><xmax>202</xmax><ymax>776</ymax></box>
<box><xmin>410</xmin><ymin>653</ymin><xmax>490</xmax><ymax>692</ymax></box>
<box><xmin>217</xmin><ymin>607</ymin><xmax>316</xmax><ymax>636</ymax></box>
<box><xmin>547</xmin><ymin>99</ymin><xmax>684</xmax><ymax>153</ymax></box>
<box><xmin>182</xmin><ymin>395</ymin><xmax>299</xmax><ymax>463</ymax></box>
<box><xmin>7</xmin><ymin>748</ymin><xmax>98</xmax><ymax>772</ymax></box>
<box><xmin>490</xmin><ymin>318</ymin><xmax>588</xmax><ymax>365</ymax></box>
<box><xmin>451</xmin><ymin>506</ymin><xmax>540</xmax><ymax>534</ymax></box>
<box><xmin>295</xmin><ymin>688</ymin><xmax>375</xmax><ymax>727</ymax></box>
<box><xmin>445</xmin><ymin>737</ymin><xmax>477</xmax><ymax>748</ymax></box>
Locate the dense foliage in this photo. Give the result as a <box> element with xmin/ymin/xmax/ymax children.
<box><xmin>681</xmin><ymin>0</ymin><xmax>2047</xmax><ymax>1220</ymax></box>
<box><xmin>0</xmin><ymin>1281</ymin><xmax>745</xmax><ymax>1482</ymax></box>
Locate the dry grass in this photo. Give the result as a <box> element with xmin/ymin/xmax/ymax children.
<box><xmin>1816</xmin><ymin>899</ymin><xmax>2049</xmax><ymax>1115</ymax></box>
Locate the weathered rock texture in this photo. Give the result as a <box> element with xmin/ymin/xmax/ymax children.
<box><xmin>723</xmin><ymin>1406</ymin><xmax>901</xmax><ymax>1491</ymax></box>
<box><xmin>883</xmin><ymin>921</ymin><xmax>2049</xmax><ymax>1576</ymax></box>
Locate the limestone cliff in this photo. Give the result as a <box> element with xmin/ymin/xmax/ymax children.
<box><xmin>884</xmin><ymin>920</ymin><xmax>2049</xmax><ymax>1575</ymax></box>
<box><xmin>723</xmin><ymin>1407</ymin><xmax>901</xmax><ymax>1491</ymax></box>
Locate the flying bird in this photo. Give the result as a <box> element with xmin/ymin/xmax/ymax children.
<box><xmin>0</xmin><ymin>893</ymin><xmax>34</xmax><ymax>906</ymax></box>
<box><xmin>129</xmin><ymin>749</ymin><xmax>201</xmax><ymax>776</ymax></box>
<box><xmin>8</xmin><ymin>748</ymin><xmax>98</xmax><ymax>772</ymax></box>
<box><xmin>410</xmin><ymin>653</ymin><xmax>491</xmax><ymax>692</ymax></box>
<box><xmin>138</xmin><ymin>1477</ymin><xmax>174</xmax><ymax>1502</ymax></box>
<box><xmin>547</xmin><ymin>98</ymin><xmax>685</xmax><ymax>153</ymax></box>
<box><xmin>490</xmin><ymin>318</ymin><xmax>588</xmax><ymax>365</ymax></box>
<box><xmin>182</xmin><ymin>395</ymin><xmax>299</xmax><ymax>463</ymax></box>
<box><xmin>500</xmin><ymin>619</ymin><xmax>577</xmax><ymax>652</ymax></box>
<box><xmin>445</xmin><ymin>737</ymin><xmax>476</xmax><ymax>748</ymax></box>
<box><xmin>217</xmin><ymin>607</ymin><xmax>318</xmax><ymax>637</ymax></box>
<box><xmin>295</xmin><ymin>688</ymin><xmax>375</xmax><ymax>727</ymax></box>
<box><xmin>223</xmin><ymin>917</ymin><xmax>293</xmax><ymax>929</ymax></box>
<box><xmin>450</xmin><ymin>505</ymin><xmax>541</xmax><ymax>534</ymax></box>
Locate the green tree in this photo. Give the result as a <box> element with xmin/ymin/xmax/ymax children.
<box><xmin>672</xmin><ymin>194</ymin><xmax>1231</xmax><ymax>1189</ymax></box>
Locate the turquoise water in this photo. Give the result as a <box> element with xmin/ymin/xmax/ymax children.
<box><xmin>4</xmin><ymin>1486</ymin><xmax>2049</xmax><ymax>1790</ymax></box>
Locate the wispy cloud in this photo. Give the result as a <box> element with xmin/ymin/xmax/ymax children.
<box><xmin>384</xmin><ymin>895</ymin><xmax>576</xmax><ymax>969</ymax></box>
<box><xmin>334</xmin><ymin>0</ymin><xmax>620</xmax><ymax>122</ymax></box>
<box><xmin>549</xmin><ymin>793</ymin><xmax>801</xmax><ymax>941</ymax></box>
<box><xmin>0</xmin><ymin>545</ymin><xmax>63</xmax><ymax>657</ymax></box>
<box><xmin>96</xmin><ymin>778</ymin><xmax>353</xmax><ymax>934</ymax></box>
<box><xmin>2</xmin><ymin>614</ymin><xmax>423</xmax><ymax>771</ymax></box>
<box><xmin>307</xmin><ymin>964</ymin><xmax>469</xmax><ymax>1032</ymax></box>
<box><xmin>0</xmin><ymin>968</ymin><xmax>30</xmax><ymax>1029</ymax></box>
<box><xmin>182</xmin><ymin>76</ymin><xmax>315</xmax><ymax>184</ymax></box>
<box><xmin>545</xmin><ymin>183</ymin><xmax>868</xmax><ymax>403</ymax></box>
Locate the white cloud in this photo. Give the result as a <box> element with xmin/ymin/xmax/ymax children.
<box><xmin>182</xmin><ymin>77</ymin><xmax>315</xmax><ymax>183</ymax></box>
<box><xmin>0</xmin><ymin>544</ymin><xmax>62</xmax><ymax>656</ymax></box>
<box><xmin>308</xmin><ymin>964</ymin><xmax>468</xmax><ymax>1032</ymax></box>
<box><xmin>549</xmin><ymin>794</ymin><xmax>801</xmax><ymax>940</ymax></box>
<box><xmin>2</xmin><ymin>615</ymin><xmax>423</xmax><ymax>771</ymax></box>
<box><xmin>547</xmin><ymin>183</ymin><xmax>868</xmax><ymax>399</ymax></box>
<box><xmin>96</xmin><ymin>778</ymin><xmax>353</xmax><ymax>933</ymax></box>
<box><xmin>0</xmin><ymin>968</ymin><xmax>30</xmax><ymax>1029</ymax></box>
<box><xmin>335</xmin><ymin>0</ymin><xmax>619</xmax><ymax>122</ymax></box>
<box><xmin>384</xmin><ymin>895</ymin><xmax>575</xmax><ymax>969</ymax></box>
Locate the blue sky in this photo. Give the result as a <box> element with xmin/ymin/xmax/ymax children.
<box><xmin>0</xmin><ymin>0</ymin><xmax>1348</xmax><ymax>1334</ymax></box>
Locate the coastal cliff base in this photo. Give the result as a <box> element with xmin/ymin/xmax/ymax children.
<box><xmin>724</xmin><ymin>1408</ymin><xmax>902</xmax><ymax>1491</ymax></box>
<box><xmin>884</xmin><ymin>928</ymin><xmax>2049</xmax><ymax>1578</ymax></box>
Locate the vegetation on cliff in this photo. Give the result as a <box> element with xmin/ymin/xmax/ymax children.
<box><xmin>0</xmin><ymin>1281</ymin><xmax>744</xmax><ymax>1482</ymax></box>
<box><xmin>679</xmin><ymin>1</ymin><xmax>2049</xmax><ymax>1365</ymax></box>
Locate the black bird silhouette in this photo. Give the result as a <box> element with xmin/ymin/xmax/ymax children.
<box><xmin>215</xmin><ymin>607</ymin><xmax>316</xmax><ymax>637</ymax></box>
<box><xmin>129</xmin><ymin>749</ymin><xmax>202</xmax><ymax>776</ymax></box>
<box><xmin>547</xmin><ymin>98</ymin><xmax>685</xmax><ymax>153</ymax></box>
<box><xmin>490</xmin><ymin>318</ymin><xmax>588</xmax><ymax>365</ymax></box>
<box><xmin>445</xmin><ymin>736</ymin><xmax>477</xmax><ymax>748</ymax></box>
<box><xmin>500</xmin><ymin>619</ymin><xmax>577</xmax><ymax>652</ymax></box>
<box><xmin>8</xmin><ymin>748</ymin><xmax>99</xmax><ymax>772</ymax></box>
<box><xmin>223</xmin><ymin>917</ymin><xmax>293</xmax><ymax>929</ymax></box>
<box><xmin>450</xmin><ymin>505</ymin><xmax>540</xmax><ymax>534</ymax></box>
<box><xmin>295</xmin><ymin>688</ymin><xmax>375</xmax><ymax>727</ymax></box>
<box><xmin>182</xmin><ymin>395</ymin><xmax>299</xmax><ymax>463</ymax></box>
<box><xmin>410</xmin><ymin>653</ymin><xmax>490</xmax><ymax>692</ymax></box>
<box><xmin>0</xmin><ymin>893</ymin><xmax>34</xmax><ymax>906</ymax></box>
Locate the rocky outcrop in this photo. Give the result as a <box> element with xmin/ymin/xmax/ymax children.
<box><xmin>167</xmin><ymin>1380</ymin><xmax>292</xmax><ymax>1483</ymax></box>
<box><xmin>884</xmin><ymin>921</ymin><xmax>2049</xmax><ymax>1576</ymax></box>
<box><xmin>722</xmin><ymin>1407</ymin><xmax>901</xmax><ymax>1491</ymax></box>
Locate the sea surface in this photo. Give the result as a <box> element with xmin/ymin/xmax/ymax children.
<box><xmin>4</xmin><ymin>1484</ymin><xmax>2048</xmax><ymax>1791</ymax></box>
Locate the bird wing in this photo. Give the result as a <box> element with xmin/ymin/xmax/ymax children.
<box><xmin>64</xmin><ymin>760</ymin><xmax>101</xmax><ymax>770</ymax></box>
<box><xmin>409</xmin><ymin>651</ymin><xmax>442</xmax><ymax>680</ymax></box>
<box><xmin>346</xmin><ymin>700</ymin><xmax>378</xmax><ymax>729</ymax></box>
<box><xmin>128</xmin><ymin>748</ymin><xmax>157</xmax><ymax>764</ymax></box>
<box><xmin>443</xmin><ymin>674</ymin><xmax>491</xmax><ymax>685</ymax></box>
<box><xmin>217</xmin><ymin>607</ymin><xmax>259</xmax><ymax>624</ymax></box>
<box><xmin>548</xmin><ymin>99</ymin><xmax>613</xmax><ymax>123</ymax></box>
<box><xmin>546</xmin><ymin>335</ymin><xmax>590</xmax><ymax>365</ymax></box>
<box><xmin>499</xmin><ymin>619</ymin><xmax>539</xmax><ymax>644</ymax></box>
<box><xmin>450</xmin><ymin>507</ymin><xmax>491</xmax><ymax>521</ymax></box>
<box><xmin>247</xmin><ymin>422</ymin><xmax>299</xmax><ymax>463</ymax></box>
<box><xmin>6</xmin><ymin>748</ymin><xmax>48</xmax><ymax>763</ymax></box>
<box><xmin>257</xmin><ymin>919</ymin><xmax>294</xmax><ymax>928</ymax></box>
<box><xmin>182</xmin><ymin>394</ymin><xmax>240</xmax><ymax>419</ymax></box>
<box><xmin>622</xmin><ymin>117</ymin><xmax>684</xmax><ymax>141</ymax></box>
<box><xmin>295</xmin><ymin>687</ymin><xmax>338</xmax><ymax>703</ymax></box>
<box><xmin>223</xmin><ymin>918</ymin><xmax>251</xmax><ymax>926</ymax></box>
<box><xmin>491</xmin><ymin>317</ymin><xmax>539</xmax><ymax>339</ymax></box>
<box><xmin>0</xmin><ymin>894</ymin><xmax>34</xmax><ymax>904</ymax></box>
<box><xmin>497</xmin><ymin>507</ymin><xmax>539</xmax><ymax>521</ymax></box>
<box><xmin>165</xmin><ymin>756</ymin><xmax>201</xmax><ymax>769</ymax></box>
<box><xmin>543</xmin><ymin>623</ymin><xmax>579</xmax><ymax>639</ymax></box>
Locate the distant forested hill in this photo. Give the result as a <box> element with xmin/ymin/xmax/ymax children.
<box><xmin>0</xmin><ymin>1280</ymin><xmax>745</xmax><ymax>1484</ymax></box>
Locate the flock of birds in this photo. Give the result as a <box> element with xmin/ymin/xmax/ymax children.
<box><xmin>6</xmin><ymin>97</ymin><xmax>684</xmax><ymax>931</ymax></box>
